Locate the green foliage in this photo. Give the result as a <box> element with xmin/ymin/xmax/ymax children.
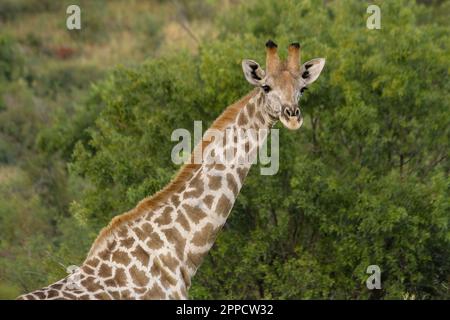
<box><xmin>31</xmin><ymin>64</ymin><xmax>103</xmax><ymax>98</ymax></box>
<box><xmin>0</xmin><ymin>35</ymin><xmax>24</xmax><ymax>83</ymax></box>
<box><xmin>0</xmin><ymin>0</ymin><xmax>61</xmax><ymax>21</ymax></box>
<box><xmin>0</xmin><ymin>80</ymin><xmax>40</xmax><ymax>163</ymax></box>
<box><xmin>0</xmin><ymin>167</ymin><xmax>54</xmax><ymax>297</ymax></box>
<box><xmin>69</xmin><ymin>0</ymin><xmax>449</xmax><ymax>299</ymax></box>
<box><xmin>71</xmin><ymin>53</ymin><xmax>206</xmax><ymax>228</ymax></box>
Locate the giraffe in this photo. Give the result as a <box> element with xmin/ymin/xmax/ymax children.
<box><xmin>17</xmin><ymin>40</ymin><xmax>325</xmax><ymax>300</ymax></box>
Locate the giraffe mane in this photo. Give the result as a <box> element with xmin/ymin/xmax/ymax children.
<box><xmin>86</xmin><ymin>89</ymin><xmax>258</xmax><ymax>258</ymax></box>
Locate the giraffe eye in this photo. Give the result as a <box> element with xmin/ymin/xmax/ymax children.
<box><xmin>262</xmin><ymin>85</ymin><xmax>271</xmax><ymax>93</ymax></box>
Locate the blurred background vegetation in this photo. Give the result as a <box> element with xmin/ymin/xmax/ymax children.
<box><xmin>0</xmin><ymin>0</ymin><xmax>449</xmax><ymax>299</ymax></box>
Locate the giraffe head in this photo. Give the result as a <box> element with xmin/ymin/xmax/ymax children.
<box><xmin>242</xmin><ymin>40</ymin><xmax>325</xmax><ymax>130</ymax></box>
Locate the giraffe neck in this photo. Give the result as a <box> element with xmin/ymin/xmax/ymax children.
<box><xmin>178</xmin><ymin>89</ymin><xmax>274</xmax><ymax>278</ymax></box>
<box><xmin>57</xmin><ymin>89</ymin><xmax>277</xmax><ymax>300</ymax></box>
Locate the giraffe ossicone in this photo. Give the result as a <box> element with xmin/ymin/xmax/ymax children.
<box><xmin>17</xmin><ymin>40</ymin><xmax>325</xmax><ymax>300</ymax></box>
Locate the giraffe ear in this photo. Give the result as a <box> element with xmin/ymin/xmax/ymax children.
<box><xmin>300</xmin><ymin>58</ymin><xmax>326</xmax><ymax>86</ymax></box>
<box><xmin>242</xmin><ymin>59</ymin><xmax>265</xmax><ymax>86</ymax></box>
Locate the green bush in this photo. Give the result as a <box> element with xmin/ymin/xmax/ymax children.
<box><xmin>0</xmin><ymin>168</ymin><xmax>54</xmax><ymax>297</ymax></box>
<box><xmin>0</xmin><ymin>0</ymin><xmax>61</xmax><ymax>21</ymax></box>
<box><xmin>32</xmin><ymin>64</ymin><xmax>103</xmax><ymax>98</ymax></box>
<box><xmin>0</xmin><ymin>35</ymin><xmax>24</xmax><ymax>83</ymax></box>
<box><xmin>2</xmin><ymin>0</ymin><xmax>448</xmax><ymax>299</ymax></box>
<box><xmin>66</xmin><ymin>0</ymin><xmax>449</xmax><ymax>299</ymax></box>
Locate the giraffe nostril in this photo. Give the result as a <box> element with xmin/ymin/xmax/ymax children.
<box><xmin>284</xmin><ymin>108</ymin><xmax>292</xmax><ymax>117</ymax></box>
<box><xmin>284</xmin><ymin>107</ymin><xmax>299</xmax><ymax>118</ymax></box>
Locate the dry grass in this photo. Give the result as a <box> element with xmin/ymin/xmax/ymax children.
<box><xmin>0</xmin><ymin>166</ymin><xmax>23</xmax><ymax>186</ymax></box>
<box><xmin>0</xmin><ymin>0</ymin><xmax>237</xmax><ymax>72</ymax></box>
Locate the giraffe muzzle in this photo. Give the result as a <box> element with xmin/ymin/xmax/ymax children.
<box><xmin>280</xmin><ymin>105</ymin><xmax>303</xmax><ymax>130</ymax></box>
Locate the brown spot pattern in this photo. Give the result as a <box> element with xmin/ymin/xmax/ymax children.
<box><xmin>143</xmin><ymin>283</ymin><xmax>165</xmax><ymax>299</ymax></box>
<box><xmin>151</xmin><ymin>257</ymin><xmax>163</xmax><ymax>277</ymax></box>
<box><xmin>180</xmin><ymin>266</ymin><xmax>191</xmax><ymax>288</ymax></box>
<box><xmin>256</xmin><ymin>110</ymin><xmax>265</xmax><ymax>125</ymax></box>
<box><xmin>160</xmin><ymin>269</ymin><xmax>176</xmax><ymax>288</ymax></box>
<box><xmin>142</xmin><ymin>222</ymin><xmax>153</xmax><ymax>234</ymax></box>
<box><xmin>183</xmin><ymin>204</ymin><xmax>207</xmax><ymax>224</ymax></box>
<box><xmin>155</xmin><ymin>206</ymin><xmax>173</xmax><ymax>226</ymax></box>
<box><xmin>247</xmin><ymin>103</ymin><xmax>255</xmax><ymax>117</ymax></box>
<box><xmin>94</xmin><ymin>292</ymin><xmax>111</xmax><ymax>300</ymax></box>
<box><xmin>129</xmin><ymin>265</ymin><xmax>149</xmax><ymax>287</ymax></box>
<box><xmin>203</xmin><ymin>195</ymin><xmax>214</xmax><ymax>209</ymax></box>
<box><xmin>146</xmin><ymin>232</ymin><xmax>164</xmax><ymax>249</ymax></box>
<box><xmin>120</xmin><ymin>237</ymin><xmax>134</xmax><ymax>249</ymax></box>
<box><xmin>208</xmin><ymin>175</ymin><xmax>222</xmax><ymax>190</ymax></box>
<box><xmin>162</xmin><ymin>227</ymin><xmax>186</xmax><ymax>260</ymax></box>
<box><xmin>117</xmin><ymin>226</ymin><xmax>128</xmax><ymax>238</ymax></box>
<box><xmin>184</xmin><ymin>176</ymin><xmax>204</xmax><ymax>198</ymax></box>
<box><xmin>107</xmin><ymin>240</ymin><xmax>117</xmax><ymax>251</ymax></box>
<box><xmin>98</xmin><ymin>263</ymin><xmax>112</xmax><ymax>278</ymax></box>
<box><xmin>191</xmin><ymin>223</ymin><xmax>215</xmax><ymax>247</ymax></box>
<box><xmin>171</xmin><ymin>194</ymin><xmax>180</xmax><ymax>207</ymax></box>
<box><xmin>160</xmin><ymin>253</ymin><xmax>179</xmax><ymax>273</ymax></box>
<box><xmin>112</xmin><ymin>250</ymin><xmax>131</xmax><ymax>265</ymax></box>
<box><xmin>238</xmin><ymin>111</ymin><xmax>248</xmax><ymax>126</ymax></box>
<box><xmin>98</xmin><ymin>249</ymin><xmax>112</xmax><ymax>261</ymax></box>
<box><xmin>63</xmin><ymin>292</ymin><xmax>77</xmax><ymax>299</ymax></box>
<box><xmin>187</xmin><ymin>251</ymin><xmax>204</xmax><ymax>270</ymax></box>
<box><xmin>237</xmin><ymin>166</ymin><xmax>249</xmax><ymax>182</ymax></box>
<box><xmin>82</xmin><ymin>265</ymin><xmax>95</xmax><ymax>275</ymax></box>
<box><xmin>81</xmin><ymin>277</ymin><xmax>103</xmax><ymax>292</ymax></box>
<box><xmin>175</xmin><ymin>212</ymin><xmax>191</xmax><ymax>232</ymax></box>
<box><xmin>216</xmin><ymin>194</ymin><xmax>232</xmax><ymax>217</ymax></box>
<box><xmin>215</xmin><ymin>164</ymin><xmax>226</xmax><ymax>171</ymax></box>
<box><xmin>110</xmin><ymin>291</ymin><xmax>120</xmax><ymax>299</ymax></box>
<box><xmin>131</xmin><ymin>245</ymin><xmax>150</xmax><ymax>266</ymax></box>
<box><xmin>86</xmin><ymin>258</ymin><xmax>100</xmax><ymax>268</ymax></box>
<box><xmin>132</xmin><ymin>226</ymin><xmax>146</xmax><ymax>240</ymax></box>
<box><xmin>226</xmin><ymin>173</ymin><xmax>239</xmax><ymax>196</ymax></box>
<box><xmin>120</xmin><ymin>290</ymin><xmax>131</xmax><ymax>299</ymax></box>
